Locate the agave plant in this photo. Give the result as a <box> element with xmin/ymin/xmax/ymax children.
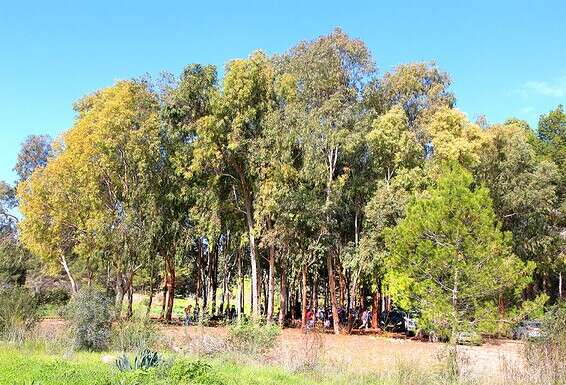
<box><xmin>115</xmin><ymin>349</ymin><xmax>160</xmax><ymax>372</ymax></box>
<box><xmin>134</xmin><ymin>349</ymin><xmax>160</xmax><ymax>370</ymax></box>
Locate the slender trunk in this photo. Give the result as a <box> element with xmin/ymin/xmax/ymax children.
<box><xmin>301</xmin><ymin>264</ymin><xmax>308</xmax><ymax>332</ymax></box>
<box><xmin>237</xmin><ymin>248</ymin><xmax>244</xmax><ymax>318</ymax></box>
<box><xmin>279</xmin><ymin>255</ymin><xmax>287</xmax><ymax>327</ymax></box>
<box><xmin>196</xmin><ymin>240</ymin><xmax>202</xmax><ymax>312</ymax></box>
<box><xmin>60</xmin><ymin>254</ymin><xmax>78</xmax><ymax>295</ymax></box>
<box><xmin>339</xmin><ymin>269</ymin><xmax>346</xmax><ymax>307</ymax></box>
<box><xmin>311</xmin><ymin>275</ymin><xmax>318</xmax><ymax>310</ymax></box>
<box><xmin>126</xmin><ymin>277</ymin><xmax>134</xmax><ymax>320</ymax></box>
<box><xmin>164</xmin><ymin>253</ymin><xmax>175</xmax><ymax>322</ymax></box>
<box><xmin>237</xmin><ymin>168</ymin><xmax>259</xmax><ymax>318</ymax></box>
<box><xmin>159</xmin><ymin>276</ymin><xmax>166</xmax><ymax>320</ymax></box>
<box><xmin>559</xmin><ymin>272</ymin><xmax>563</xmax><ymax>299</ymax></box>
<box><xmin>146</xmin><ymin>256</ymin><xmax>155</xmax><ymax>317</ymax></box>
<box><xmin>267</xmin><ymin>244</ymin><xmax>275</xmax><ymax>322</ymax></box>
<box><xmin>347</xmin><ymin>274</ymin><xmax>359</xmax><ymax>334</ymax></box>
<box><xmin>222</xmin><ymin>262</ymin><xmax>230</xmax><ymax>315</ymax></box>
<box><xmin>371</xmin><ymin>289</ymin><xmax>379</xmax><ymax>329</ymax></box>
<box><xmin>146</xmin><ymin>288</ymin><xmax>154</xmax><ymax>318</ymax></box>
<box><xmin>115</xmin><ymin>271</ymin><xmax>125</xmax><ymax>319</ymax></box>
<box><xmin>327</xmin><ymin>252</ymin><xmax>340</xmax><ymax>335</ymax></box>
<box><xmin>290</xmin><ymin>276</ymin><xmax>296</xmax><ymax>320</ymax></box>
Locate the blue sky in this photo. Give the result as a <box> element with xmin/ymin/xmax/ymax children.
<box><xmin>1</xmin><ymin>0</ymin><xmax>565</xmax><ymax>184</ymax></box>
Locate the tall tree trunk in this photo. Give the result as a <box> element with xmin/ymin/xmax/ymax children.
<box><xmin>237</xmin><ymin>170</ymin><xmax>259</xmax><ymax>318</ymax></box>
<box><xmin>159</xmin><ymin>275</ymin><xmax>166</xmax><ymax>319</ymax></box>
<box><xmin>196</xmin><ymin>238</ymin><xmax>202</xmax><ymax>312</ymax></box>
<box><xmin>60</xmin><ymin>254</ymin><xmax>78</xmax><ymax>295</ymax></box>
<box><xmin>164</xmin><ymin>253</ymin><xmax>175</xmax><ymax>322</ymax></box>
<box><xmin>279</xmin><ymin>254</ymin><xmax>287</xmax><ymax>327</ymax></box>
<box><xmin>290</xmin><ymin>277</ymin><xmax>296</xmax><ymax>321</ymax></box>
<box><xmin>347</xmin><ymin>274</ymin><xmax>359</xmax><ymax>334</ymax></box>
<box><xmin>237</xmin><ymin>248</ymin><xmax>244</xmax><ymax>318</ymax></box>
<box><xmin>301</xmin><ymin>264</ymin><xmax>308</xmax><ymax>332</ymax></box>
<box><xmin>327</xmin><ymin>253</ymin><xmax>340</xmax><ymax>335</ymax></box>
<box><xmin>339</xmin><ymin>269</ymin><xmax>346</xmax><ymax>307</ymax></box>
<box><xmin>311</xmin><ymin>274</ymin><xmax>318</xmax><ymax>310</ymax></box>
<box><xmin>267</xmin><ymin>243</ymin><xmax>275</xmax><ymax>322</ymax></box>
<box><xmin>146</xmin><ymin>256</ymin><xmax>155</xmax><ymax>317</ymax></box>
<box><xmin>126</xmin><ymin>277</ymin><xmax>134</xmax><ymax>320</ymax></box>
<box><xmin>371</xmin><ymin>289</ymin><xmax>379</xmax><ymax>329</ymax></box>
<box><xmin>115</xmin><ymin>271</ymin><xmax>125</xmax><ymax>319</ymax></box>
<box><xmin>559</xmin><ymin>272</ymin><xmax>563</xmax><ymax>299</ymax></box>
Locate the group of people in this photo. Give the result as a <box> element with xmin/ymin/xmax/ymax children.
<box><xmin>304</xmin><ymin>306</ymin><xmax>372</xmax><ymax>330</ymax></box>
<box><xmin>182</xmin><ymin>302</ymin><xmax>373</xmax><ymax>330</ymax></box>
<box><xmin>182</xmin><ymin>304</ymin><xmax>238</xmax><ymax>326</ymax></box>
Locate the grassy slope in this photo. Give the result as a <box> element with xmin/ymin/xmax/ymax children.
<box><xmin>0</xmin><ymin>346</ymin><xmax>318</xmax><ymax>385</ymax></box>
<box><xmin>0</xmin><ymin>347</ymin><xmax>113</xmax><ymax>385</ymax></box>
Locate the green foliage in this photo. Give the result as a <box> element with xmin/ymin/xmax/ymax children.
<box><xmin>228</xmin><ymin>319</ymin><xmax>280</xmax><ymax>354</ymax></box>
<box><xmin>386</xmin><ymin>163</ymin><xmax>534</xmax><ymax>338</ymax></box>
<box><xmin>524</xmin><ymin>301</ymin><xmax>566</xmax><ymax>383</ymax></box>
<box><xmin>0</xmin><ymin>286</ymin><xmax>39</xmax><ymax>342</ymax></box>
<box><xmin>64</xmin><ymin>287</ymin><xmax>112</xmax><ymax>351</ymax></box>
<box><xmin>37</xmin><ymin>287</ymin><xmax>71</xmax><ymax>306</ymax></box>
<box><xmin>111</xmin><ymin>317</ymin><xmax>157</xmax><ymax>352</ymax></box>
<box><xmin>168</xmin><ymin>358</ymin><xmax>218</xmax><ymax>383</ymax></box>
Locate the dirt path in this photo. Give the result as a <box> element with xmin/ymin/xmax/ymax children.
<box><xmin>39</xmin><ymin>319</ymin><xmax>524</xmax><ymax>379</ymax></box>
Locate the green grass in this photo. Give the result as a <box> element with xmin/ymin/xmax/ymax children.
<box><xmin>132</xmin><ymin>278</ymin><xmax>266</xmax><ymax>320</ymax></box>
<box><xmin>0</xmin><ymin>345</ymin><xmax>321</xmax><ymax>385</ymax></box>
<box><xmin>0</xmin><ymin>346</ymin><xmax>113</xmax><ymax>385</ymax></box>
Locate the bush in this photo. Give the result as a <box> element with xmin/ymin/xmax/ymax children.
<box><xmin>111</xmin><ymin>316</ymin><xmax>157</xmax><ymax>352</ymax></box>
<box><xmin>169</xmin><ymin>358</ymin><xmax>223</xmax><ymax>384</ymax></box>
<box><xmin>64</xmin><ymin>286</ymin><xmax>112</xmax><ymax>351</ymax></box>
<box><xmin>0</xmin><ymin>286</ymin><xmax>39</xmax><ymax>342</ymax></box>
<box><xmin>228</xmin><ymin>319</ymin><xmax>280</xmax><ymax>355</ymax></box>
<box><xmin>37</xmin><ymin>286</ymin><xmax>71</xmax><ymax>306</ymax></box>
<box><xmin>524</xmin><ymin>301</ymin><xmax>566</xmax><ymax>384</ymax></box>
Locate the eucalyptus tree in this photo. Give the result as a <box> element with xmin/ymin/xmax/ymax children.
<box><xmin>190</xmin><ymin>52</ymin><xmax>276</xmax><ymax>317</ymax></box>
<box><xmin>477</xmin><ymin>120</ymin><xmax>561</xmax><ymax>301</ymax></box>
<box><xmin>280</xmin><ymin>28</ymin><xmax>375</xmax><ymax>333</ymax></box>
<box><xmin>18</xmin><ymin>145</ymin><xmax>88</xmax><ymax>294</ymax></box>
<box><xmin>19</xmin><ymin>80</ymin><xmax>162</xmax><ymax>316</ymax></box>
<box><xmin>14</xmin><ymin>134</ymin><xmax>52</xmax><ymax>182</ymax></box>
<box><xmin>538</xmin><ymin>106</ymin><xmax>566</xmax><ymax>298</ymax></box>
<box><xmin>365</xmin><ymin>62</ymin><xmax>455</xmax><ymax>137</ymax></box>
<box><xmin>158</xmin><ymin>64</ymin><xmax>218</xmax><ymax>320</ymax></box>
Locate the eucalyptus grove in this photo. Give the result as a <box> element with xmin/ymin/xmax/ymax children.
<box><xmin>13</xmin><ymin>30</ymin><xmax>565</xmax><ymax>336</ymax></box>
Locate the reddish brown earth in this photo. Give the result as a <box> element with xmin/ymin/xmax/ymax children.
<box><xmin>39</xmin><ymin>319</ymin><xmax>524</xmax><ymax>379</ymax></box>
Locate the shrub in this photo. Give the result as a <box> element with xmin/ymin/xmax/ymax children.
<box><xmin>228</xmin><ymin>319</ymin><xmax>280</xmax><ymax>355</ymax></box>
<box><xmin>524</xmin><ymin>301</ymin><xmax>566</xmax><ymax>384</ymax></box>
<box><xmin>37</xmin><ymin>286</ymin><xmax>71</xmax><ymax>306</ymax></box>
<box><xmin>169</xmin><ymin>358</ymin><xmax>223</xmax><ymax>384</ymax></box>
<box><xmin>64</xmin><ymin>286</ymin><xmax>112</xmax><ymax>351</ymax></box>
<box><xmin>111</xmin><ymin>316</ymin><xmax>157</xmax><ymax>352</ymax></box>
<box><xmin>0</xmin><ymin>286</ymin><xmax>39</xmax><ymax>342</ymax></box>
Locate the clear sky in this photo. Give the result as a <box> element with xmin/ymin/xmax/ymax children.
<box><xmin>1</xmin><ymin>0</ymin><xmax>565</xmax><ymax>184</ymax></box>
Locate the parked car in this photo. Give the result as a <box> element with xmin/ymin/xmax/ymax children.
<box><xmin>513</xmin><ymin>320</ymin><xmax>542</xmax><ymax>340</ymax></box>
<box><xmin>379</xmin><ymin>310</ymin><xmax>407</xmax><ymax>332</ymax></box>
<box><xmin>404</xmin><ymin>312</ymin><xmax>418</xmax><ymax>335</ymax></box>
<box><xmin>456</xmin><ymin>331</ymin><xmax>483</xmax><ymax>346</ymax></box>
